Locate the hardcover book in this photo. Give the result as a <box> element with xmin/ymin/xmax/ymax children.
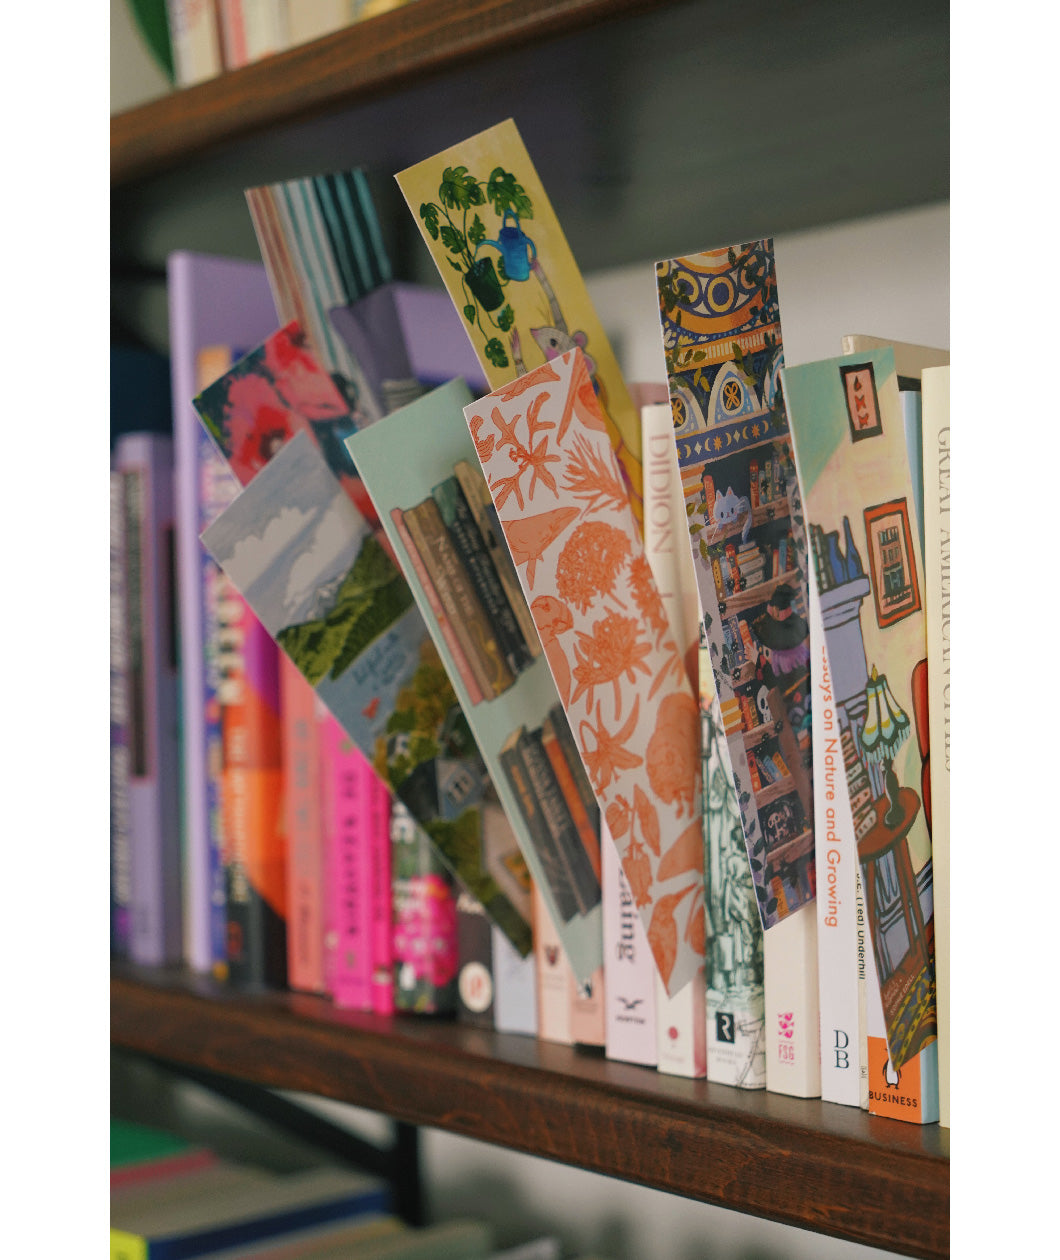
<box><xmin>396</xmin><ymin>118</ymin><xmax>645</xmax><ymax>527</ymax></box>
<box><xmin>921</xmin><ymin>364</ymin><xmax>950</xmax><ymax>1128</ymax></box>
<box><xmin>464</xmin><ymin>349</ymin><xmax>705</xmax><ymax>999</ymax></box>
<box><xmin>369</xmin><ymin>771</ymin><xmax>395</xmax><ymax>1015</ymax></box>
<box><xmin>111</xmin><ymin>468</ymin><xmax>132</xmax><ymax>958</ymax></box>
<box><xmin>347</xmin><ymin>378</ymin><xmax>606</xmax><ymax>983</ymax></box>
<box><xmin>700</xmin><ymin>628</ymin><xmax>766</xmax><ymax>1089</ymax></box>
<box><xmin>200</xmin><ymin>429</ymin><xmax>533</xmax><ymax>963</ymax></box>
<box><xmin>763</xmin><ymin>906</ymin><xmax>821</xmax><ymax>1098</ymax></box>
<box><xmin>456</xmin><ymin>890</ymin><xmax>496</xmax><ymax>1029</ymax></box>
<box><xmin>390</xmin><ymin>802</ymin><xmax>459</xmax><ymax>1015</ymax></box>
<box><xmin>601</xmin><ymin>822</ymin><xmax>657</xmax><ymax>1067</ymax></box>
<box><xmin>782</xmin><ymin>347</ymin><xmax>937</xmax><ymax>1076</ymax></box>
<box><xmin>654</xmin><ymin>241</ymin><xmax>816</xmax><ymax>932</ymax></box>
<box><xmin>245</xmin><ymin>168</ymin><xmax>392</xmax><ymax>426</ymax></box>
<box><xmin>115</xmin><ymin>431</ymin><xmax>183</xmax><ymax>968</ymax></box>
<box><xmin>167</xmin><ymin>249</ymin><xmax>281</xmax><ymax>975</ymax></box>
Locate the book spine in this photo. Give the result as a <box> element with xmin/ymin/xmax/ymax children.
<box><xmin>654</xmin><ymin>967</ymin><xmax>707</xmax><ymax>1079</ymax></box>
<box><xmin>700</xmin><ymin>632</ymin><xmax>766</xmax><ymax>1089</ymax></box>
<box><xmin>491</xmin><ymin>923</ymin><xmax>538</xmax><ymax>1036</ymax></box>
<box><xmin>402</xmin><ymin>497</ymin><xmax>513</xmax><ymax>699</ymax></box>
<box><xmin>540</xmin><ymin>713</ymin><xmax>601</xmax><ymax>882</ymax></box>
<box><xmin>195</xmin><ymin>351</ymin><xmax>241</xmax><ymax>978</ymax></box>
<box><xmin>110</xmin><ymin>469</ymin><xmax>132</xmax><ymax>958</ymax></box>
<box><xmin>217</xmin><ymin>0</ymin><xmax>249</xmax><ymax>67</ymax></box>
<box><xmin>390</xmin><ymin>508</ymin><xmax>484</xmax><ymax>705</ymax></box>
<box><xmin>241</xmin><ymin>0</ymin><xmax>289</xmax><ymax>62</ymax></box>
<box><xmin>810</xmin><ymin>580</ymin><xmax>865</xmax><ymax>1106</ymax></box>
<box><xmin>456</xmin><ymin>891</ymin><xmax>496</xmax><ymax>1028</ymax></box>
<box><xmin>518</xmin><ymin>728</ymin><xmax>601</xmax><ymax>917</ymax></box>
<box><xmin>166</xmin><ymin>0</ymin><xmax>224</xmax><ymax>85</ymax></box>
<box><xmin>369</xmin><ymin>775</ymin><xmax>395</xmax><ymax>1015</ymax></box>
<box><xmin>320</xmin><ymin>710</ymin><xmax>374</xmax><ymax>1010</ymax></box>
<box><xmin>390</xmin><ymin>802</ymin><xmax>459</xmax><ymax>1015</ymax></box>
<box><xmin>280</xmin><ymin>655</ymin><xmax>326</xmax><ymax>994</ymax></box>
<box><xmin>569</xmin><ymin>962</ymin><xmax>606</xmax><ymax>1047</ymax></box>
<box><xmin>452</xmin><ymin>458</ymin><xmax>542</xmax><ymax>659</ymax></box>
<box><xmin>117</xmin><ymin>434</ymin><xmax>183</xmax><ymax>968</ymax></box>
<box><xmin>221</xmin><ymin>606</ymin><xmax>287</xmax><ymax>989</ymax></box>
<box><xmin>431</xmin><ymin>475</ymin><xmax>533</xmax><ymax>676</ymax></box>
<box><xmin>921</xmin><ymin>365</ymin><xmax>950</xmax><ymax>1128</ymax></box>
<box><xmin>602</xmin><ymin>825</ymin><xmax>657</xmax><ymax>1066</ymax></box>
<box><xmin>763</xmin><ymin>909</ymin><xmax>822</xmax><ymax>1097</ymax></box>
<box><xmin>531</xmin><ymin>882</ymin><xmax>573</xmax><ymax>1045</ymax></box>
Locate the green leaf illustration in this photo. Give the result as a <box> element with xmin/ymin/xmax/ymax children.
<box><xmin>485</xmin><ymin>167</ymin><xmax>533</xmax><ymax>218</ymax></box>
<box><xmin>483</xmin><ymin>337</ymin><xmax>508</xmax><ymax>368</ymax></box>
<box><xmin>420</xmin><ymin>202</ymin><xmax>439</xmax><ymax>239</ymax></box>
<box><xmin>496</xmin><ymin>303</ymin><xmax>515</xmax><ymax>332</ymax></box>
<box><xmin>438</xmin><ymin>165</ymin><xmax>483</xmax><ymax>211</ymax></box>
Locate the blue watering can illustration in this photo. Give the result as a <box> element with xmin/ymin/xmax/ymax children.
<box><xmin>479</xmin><ymin>210</ymin><xmax>537</xmax><ymax>282</ymax></box>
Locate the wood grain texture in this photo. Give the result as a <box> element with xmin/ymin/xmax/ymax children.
<box><xmin>111</xmin><ymin>0</ymin><xmax>672</xmax><ymax>185</ymax></box>
<box><xmin>112</xmin><ymin>967</ymin><xmax>949</xmax><ymax>1258</ymax></box>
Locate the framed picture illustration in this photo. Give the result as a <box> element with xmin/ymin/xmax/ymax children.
<box><xmin>841</xmin><ymin>362</ymin><xmax>883</xmax><ymax>442</ymax></box>
<box><xmin>864</xmin><ymin>499</ymin><xmax>921</xmax><ymax>628</ymax></box>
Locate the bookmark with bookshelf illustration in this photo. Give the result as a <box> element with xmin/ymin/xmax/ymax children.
<box><xmin>201</xmin><ymin>430</ymin><xmax>533</xmax><ymax>959</ymax></box>
<box><xmin>654</xmin><ymin>241</ymin><xmax>816</xmax><ymax>931</ymax></box>
<box><xmin>782</xmin><ymin>347</ymin><xmax>936</xmax><ymax>1075</ymax></box>
<box><xmin>193</xmin><ymin>324</ymin><xmax>532</xmax><ymax>958</ymax></box>
<box><xmin>464</xmin><ymin>348</ymin><xmax>705</xmax><ymax>999</ymax></box>
<box><xmin>396</xmin><ymin>118</ymin><xmax>644</xmax><ymax>527</ymax></box>
<box><xmin>346</xmin><ymin>378</ymin><xmax>603</xmax><ymax>984</ymax></box>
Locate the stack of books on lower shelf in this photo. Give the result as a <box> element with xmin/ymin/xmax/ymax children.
<box><xmin>110</xmin><ymin>121</ymin><xmax>949</xmax><ymax>1130</ymax></box>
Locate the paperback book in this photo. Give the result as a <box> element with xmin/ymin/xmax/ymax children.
<box><xmin>783</xmin><ymin>347</ymin><xmax>937</xmax><ymax>1076</ymax></box>
<box><xmin>396</xmin><ymin>118</ymin><xmax>645</xmax><ymax>526</ymax></box>
<box><xmin>654</xmin><ymin>241</ymin><xmax>816</xmax><ymax>930</ymax></box>
<box><xmin>465</xmin><ymin>348</ymin><xmax>705</xmax><ymax>999</ymax></box>
<box><xmin>347</xmin><ymin>378</ymin><xmax>605</xmax><ymax>982</ymax></box>
<box><xmin>601</xmin><ymin>822</ymin><xmax>657</xmax><ymax>1067</ymax></box>
<box><xmin>111</xmin><ymin>468</ymin><xmax>132</xmax><ymax>958</ymax></box>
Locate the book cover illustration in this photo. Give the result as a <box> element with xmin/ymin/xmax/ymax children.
<box><xmin>465</xmin><ymin>348</ymin><xmax>704</xmax><ymax>998</ymax></box>
<box><xmin>201</xmin><ymin>430</ymin><xmax>533</xmax><ymax>960</ymax></box>
<box><xmin>654</xmin><ymin>241</ymin><xmax>816</xmax><ymax>930</ymax></box>
<box><xmin>700</xmin><ymin>626</ymin><xmax>766</xmax><ymax>1089</ymax></box>
<box><xmin>782</xmin><ymin>347</ymin><xmax>936</xmax><ymax>1073</ymax></box>
<box><xmin>396</xmin><ymin>118</ymin><xmax>644</xmax><ymax>525</ymax></box>
<box><xmin>245</xmin><ymin>167</ymin><xmax>393</xmax><ymax>425</ymax></box>
<box><xmin>347</xmin><ymin>377</ymin><xmax>603</xmax><ymax>983</ymax></box>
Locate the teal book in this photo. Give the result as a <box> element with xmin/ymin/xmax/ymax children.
<box><xmin>347</xmin><ymin>379</ymin><xmax>604</xmax><ymax>985</ymax></box>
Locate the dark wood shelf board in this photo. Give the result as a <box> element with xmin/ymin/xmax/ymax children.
<box><xmin>111</xmin><ymin>0</ymin><xmax>673</xmax><ymax>186</ymax></box>
<box><xmin>112</xmin><ymin>968</ymin><xmax>949</xmax><ymax>1258</ymax></box>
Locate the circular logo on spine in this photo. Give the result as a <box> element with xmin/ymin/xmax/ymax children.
<box><xmin>459</xmin><ymin>962</ymin><xmax>493</xmax><ymax>1014</ymax></box>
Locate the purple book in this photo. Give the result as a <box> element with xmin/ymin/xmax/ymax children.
<box><xmin>115</xmin><ymin>432</ymin><xmax>182</xmax><ymax>967</ymax></box>
<box><xmin>328</xmin><ymin>282</ymin><xmax>489</xmax><ymax>410</ymax></box>
<box><xmin>167</xmin><ymin>251</ymin><xmax>280</xmax><ymax>975</ymax></box>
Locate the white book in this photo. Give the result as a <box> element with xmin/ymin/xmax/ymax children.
<box><xmin>531</xmin><ymin>883</ymin><xmax>573</xmax><ymax>1046</ymax></box>
<box><xmin>641</xmin><ymin>401</ymin><xmax>708</xmax><ymax>1078</ymax></box>
<box><xmin>602</xmin><ymin>823</ymin><xmax>657</xmax><ymax>1066</ymax></box>
<box><xmin>921</xmin><ymin>365</ymin><xmax>950</xmax><ymax>1128</ymax></box>
<box><xmin>491</xmin><ymin>924</ymin><xmax>538</xmax><ymax>1037</ymax></box>
<box><xmin>763</xmin><ymin>907</ymin><xmax>821</xmax><ymax>1098</ymax></box>
<box><xmin>810</xmin><ymin>578</ymin><xmax>866</xmax><ymax>1106</ymax></box>
<box><xmin>166</xmin><ymin>0</ymin><xmax>224</xmax><ymax>85</ymax></box>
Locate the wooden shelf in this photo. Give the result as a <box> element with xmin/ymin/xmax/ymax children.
<box><xmin>111</xmin><ymin>0</ymin><xmax>673</xmax><ymax>187</ymax></box>
<box><xmin>112</xmin><ymin>966</ymin><xmax>949</xmax><ymax>1259</ymax></box>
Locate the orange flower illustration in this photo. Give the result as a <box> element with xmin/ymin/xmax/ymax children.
<box><xmin>628</xmin><ymin>554</ymin><xmax>670</xmax><ymax>640</ymax></box>
<box><xmin>644</xmin><ymin>691</ymin><xmax>700</xmax><ymax>817</ymax></box>
<box><xmin>625</xmin><ymin>837</ymin><xmax>654</xmax><ymax>909</ymax></box>
<box><xmin>570</xmin><ymin>611</ymin><xmax>652</xmax><ymax>713</ymax></box>
<box><xmin>579</xmin><ymin>696</ymin><xmax>642</xmax><ymax>794</ymax></box>
<box><xmin>555</xmin><ymin>520</ymin><xmax>631</xmax><ymax>614</ymax></box>
<box><xmin>530</xmin><ymin>594</ymin><xmax>574</xmax><ymax>705</ymax></box>
<box><xmin>494</xmin><ymin>362</ymin><xmax>560</xmax><ymax>401</ymax></box>
<box><xmin>605</xmin><ymin>796</ymin><xmax>631</xmax><ymax>840</ymax></box>
<box><xmin>487</xmin><ymin>393</ymin><xmax>561</xmax><ymax>510</ymax></box>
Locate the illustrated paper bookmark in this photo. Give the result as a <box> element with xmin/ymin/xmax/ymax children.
<box><xmin>396</xmin><ymin>118</ymin><xmax>645</xmax><ymax>527</ymax></box>
<box><xmin>782</xmin><ymin>347</ymin><xmax>935</xmax><ymax>1072</ymax></box>
<box><xmin>655</xmin><ymin>241</ymin><xmax>816</xmax><ymax>930</ymax></box>
<box><xmin>465</xmin><ymin>348</ymin><xmax>704</xmax><ymax>998</ymax></box>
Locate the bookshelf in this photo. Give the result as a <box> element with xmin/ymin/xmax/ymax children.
<box><xmin>111</xmin><ymin>1</ymin><xmax>949</xmax><ymax>1257</ymax></box>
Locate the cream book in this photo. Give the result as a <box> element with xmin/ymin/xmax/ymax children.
<box><xmin>921</xmin><ymin>364</ymin><xmax>950</xmax><ymax>1128</ymax></box>
<box><xmin>531</xmin><ymin>882</ymin><xmax>573</xmax><ymax>1045</ymax></box>
<box><xmin>764</xmin><ymin>906</ymin><xmax>821</xmax><ymax>1098</ymax></box>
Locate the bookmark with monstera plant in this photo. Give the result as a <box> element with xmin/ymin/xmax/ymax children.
<box><xmin>655</xmin><ymin>241</ymin><xmax>816</xmax><ymax>930</ymax></box>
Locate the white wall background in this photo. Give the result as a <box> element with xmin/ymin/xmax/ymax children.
<box><xmin>110</xmin><ymin>11</ymin><xmax>948</xmax><ymax>1259</ymax></box>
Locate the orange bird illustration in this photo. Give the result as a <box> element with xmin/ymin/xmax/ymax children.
<box><xmin>501</xmin><ymin>505</ymin><xmax>579</xmax><ymax>588</ymax></box>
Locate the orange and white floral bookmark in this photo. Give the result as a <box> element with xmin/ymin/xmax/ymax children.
<box><xmin>464</xmin><ymin>348</ymin><xmax>705</xmax><ymax>997</ymax></box>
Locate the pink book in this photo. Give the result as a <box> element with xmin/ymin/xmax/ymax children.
<box><xmin>569</xmin><ymin>963</ymin><xmax>606</xmax><ymax>1047</ymax></box>
<box><xmin>280</xmin><ymin>655</ymin><xmax>326</xmax><ymax>994</ymax></box>
<box><xmin>319</xmin><ymin>707</ymin><xmax>374</xmax><ymax>1011</ymax></box>
<box><xmin>532</xmin><ymin>882</ymin><xmax>573</xmax><ymax>1046</ymax></box>
<box><xmin>369</xmin><ymin>775</ymin><xmax>395</xmax><ymax>1015</ymax></box>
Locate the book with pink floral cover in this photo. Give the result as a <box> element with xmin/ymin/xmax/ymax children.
<box><xmin>464</xmin><ymin>348</ymin><xmax>705</xmax><ymax>998</ymax></box>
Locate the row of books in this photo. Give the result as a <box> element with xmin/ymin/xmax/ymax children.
<box><xmin>111</xmin><ymin>1118</ymin><xmax>582</xmax><ymax>1259</ymax></box>
<box><xmin>110</xmin><ymin>120</ymin><xmax>949</xmax><ymax>1129</ymax></box>
<box><xmin>160</xmin><ymin>0</ymin><xmax>417</xmax><ymax>87</ymax></box>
